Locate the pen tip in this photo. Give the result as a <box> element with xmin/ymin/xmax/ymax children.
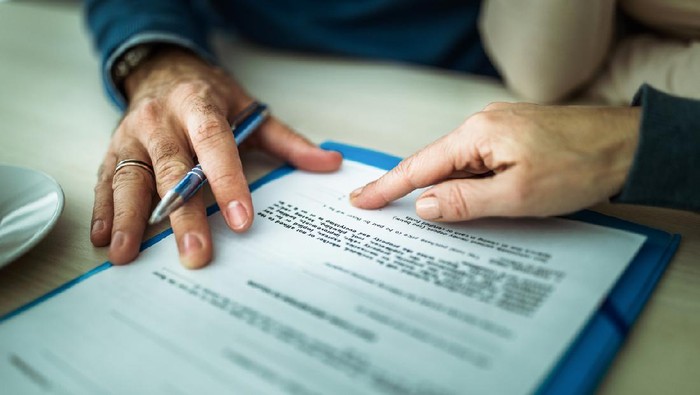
<box><xmin>148</xmin><ymin>211</ymin><xmax>163</xmax><ymax>225</ymax></box>
<box><xmin>148</xmin><ymin>191</ymin><xmax>182</xmax><ymax>226</ymax></box>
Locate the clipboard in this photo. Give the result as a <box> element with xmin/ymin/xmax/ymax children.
<box><xmin>1</xmin><ymin>141</ymin><xmax>681</xmax><ymax>394</ymax></box>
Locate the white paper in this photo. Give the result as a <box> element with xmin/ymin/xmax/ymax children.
<box><xmin>0</xmin><ymin>160</ymin><xmax>645</xmax><ymax>395</ymax></box>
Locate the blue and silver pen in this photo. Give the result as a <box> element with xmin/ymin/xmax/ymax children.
<box><xmin>148</xmin><ymin>101</ymin><xmax>269</xmax><ymax>225</ymax></box>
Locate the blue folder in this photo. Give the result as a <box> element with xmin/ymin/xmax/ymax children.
<box><xmin>1</xmin><ymin>141</ymin><xmax>681</xmax><ymax>394</ymax></box>
<box><xmin>320</xmin><ymin>142</ymin><xmax>681</xmax><ymax>395</ymax></box>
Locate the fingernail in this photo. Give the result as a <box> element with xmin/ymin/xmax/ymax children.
<box><xmin>416</xmin><ymin>197</ymin><xmax>441</xmax><ymax>220</ymax></box>
<box><xmin>182</xmin><ymin>233</ymin><xmax>203</xmax><ymax>255</ymax></box>
<box><xmin>349</xmin><ymin>186</ymin><xmax>364</xmax><ymax>200</ymax></box>
<box><xmin>180</xmin><ymin>233</ymin><xmax>204</xmax><ymax>268</ymax></box>
<box><xmin>226</xmin><ymin>200</ymin><xmax>249</xmax><ymax>230</ymax></box>
<box><xmin>112</xmin><ymin>231</ymin><xmax>126</xmax><ymax>249</ymax></box>
<box><xmin>91</xmin><ymin>219</ymin><xmax>104</xmax><ymax>235</ymax></box>
<box><xmin>109</xmin><ymin>231</ymin><xmax>126</xmax><ymax>260</ymax></box>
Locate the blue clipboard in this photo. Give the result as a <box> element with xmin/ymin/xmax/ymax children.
<box><xmin>1</xmin><ymin>141</ymin><xmax>681</xmax><ymax>394</ymax></box>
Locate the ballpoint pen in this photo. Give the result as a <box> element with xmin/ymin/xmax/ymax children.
<box><xmin>148</xmin><ymin>101</ymin><xmax>269</xmax><ymax>225</ymax></box>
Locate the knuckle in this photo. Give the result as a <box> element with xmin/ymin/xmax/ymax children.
<box><xmin>150</xmin><ymin>137</ymin><xmax>182</xmax><ymax>165</ymax></box>
<box><xmin>116</xmin><ymin>146</ymin><xmax>143</xmax><ymax>163</ymax></box>
<box><xmin>483</xmin><ymin>101</ymin><xmax>510</xmax><ymax>112</ymax></box>
<box><xmin>191</xmin><ymin>119</ymin><xmax>227</xmax><ymax>145</ymax></box>
<box><xmin>171</xmin><ymin>207</ymin><xmax>204</xmax><ymax>224</ymax></box>
<box><xmin>460</xmin><ymin>112</ymin><xmax>505</xmax><ymax>152</ymax></box>
<box><xmin>155</xmin><ymin>160</ymin><xmax>190</xmax><ymax>187</ymax></box>
<box><xmin>174</xmin><ymin>82</ymin><xmax>224</xmax><ymax>113</ymax></box>
<box><xmin>391</xmin><ymin>159</ymin><xmax>419</xmax><ymax>189</ymax></box>
<box><xmin>467</xmin><ymin>110</ymin><xmax>499</xmax><ymax>130</ymax></box>
<box><xmin>111</xmin><ymin>123</ymin><xmax>126</xmax><ymax>139</ymax></box>
<box><xmin>113</xmin><ymin>205</ymin><xmax>147</xmax><ymax>223</ymax></box>
<box><xmin>173</xmin><ymin>80</ymin><xmax>207</xmax><ymax>98</ymax></box>
<box><xmin>112</xmin><ymin>168</ymin><xmax>153</xmax><ymax>190</ymax></box>
<box><xmin>93</xmin><ymin>182</ymin><xmax>108</xmax><ymax>196</ymax></box>
<box><xmin>96</xmin><ymin>163</ymin><xmax>113</xmax><ymax>183</ymax></box>
<box><xmin>132</xmin><ymin>97</ymin><xmax>164</xmax><ymax>122</ymax></box>
<box><xmin>207</xmin><ymin>172</ymin><xmax>244</xmax><ymax>191</ymax></box>
<box><xmin>91</xmin><ymin>195</ymin><xmax>111</xmax><ymax>213</ymax></box>
<box><xmin>370</xmin><ymin>159</ymin><xmax>420</xmax><ymax>205</ymax></box>
<box><xmin>193</xmin><ymin>101</ymin><xmax>223</xmax><ymax>117</ymax></box>
<box><xmin>445</xmin><ymin>186</ymin><xmax>471</xmax><ymax>219</ymax></box>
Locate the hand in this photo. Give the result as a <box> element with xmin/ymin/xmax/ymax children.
<box><xmin>350</xmin><ymin>102</ymin><xmax>640</xmax><ymax>221</ymax></box>
<box><xmin>90</xmin><ymin>47</ymin><xmax>342</xmax><ymax>268</ymax></box>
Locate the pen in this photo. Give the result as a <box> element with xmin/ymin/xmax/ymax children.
<box><xmin>148</xmin><ymin>101</ymin><xmax>269</xmax><ymax>225</ymax></box>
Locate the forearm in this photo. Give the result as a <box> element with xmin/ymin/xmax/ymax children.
<box><xmin>84</xmin><ymin>0</ymin><xmax>215</xmax><ymax>109</ymax></box>
<box><xmin>479</xmin><ymin>0</ymin><xmax>616</xmax><ymax>103</ymax></box>
<box><xmin>614</xmin><ymin>84</ymin><xmax>700</xmax><ymax>211</ymax></box>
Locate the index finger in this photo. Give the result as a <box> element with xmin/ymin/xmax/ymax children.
<box><xmin>349</xmin><ymin>134</ymin><xmax>459</xmax><ymax>209</ymax></box>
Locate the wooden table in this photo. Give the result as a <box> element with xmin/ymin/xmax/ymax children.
<box><xmin>1</xmin><ymin>3</ymin><xmax>698</xmax><ymax>394</ymax></box>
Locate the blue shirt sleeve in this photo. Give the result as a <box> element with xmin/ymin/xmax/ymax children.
<box><xmin>614</xmin><ymin>84</ymin><xmax>700</xmax><ymax>211</ymax></box>
<box><xmin>84</xmin><ymin>0</ymin><xmax>216</xmax><ymax>110</ymax></box>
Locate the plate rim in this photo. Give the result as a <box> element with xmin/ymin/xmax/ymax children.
<box><xmin>0</xmin><ymin>163</ymin><xmax>65</xmax><ymax>267</ymax></box>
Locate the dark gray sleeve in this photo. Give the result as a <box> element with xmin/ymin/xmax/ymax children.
<box><xmin>613</xmin><ymin>84</ymin><xmax>700</xmax><ymax>211</ymax></box>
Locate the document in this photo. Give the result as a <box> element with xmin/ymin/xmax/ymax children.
<box><xmin>0</xmin><ymin>159</ymin><xmax>645</xmax><ymax>395</ymax></box>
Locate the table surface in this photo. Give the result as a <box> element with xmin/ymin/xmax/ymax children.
<box><xmin>0</xmin><ymin>3</ymin><xmax>698</xmax><ymax>395</ymax></box>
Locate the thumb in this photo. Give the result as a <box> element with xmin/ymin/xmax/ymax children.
<box><xmin>415</xmin><ymin>176</ymin><xmax>519</xmax><ymax>222</ymax></box>
<box><xmin>253</xmin><ymin>117</ymin><xmax>343</xmax><ymax>172</ymax></box>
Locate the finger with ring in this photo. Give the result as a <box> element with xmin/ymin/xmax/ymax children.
<box><xmin>110</xmin><ymin>152</ymin><xmax>157</xmax><ymax>265</ymax></box>
<box><xmin>114</xmin><ymin>159</ymin><xmax>155</xmax><ymax>178</ymax></box>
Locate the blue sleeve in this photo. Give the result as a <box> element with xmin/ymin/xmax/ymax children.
<box><xmin>84</xmin><ymin>0</ymin><xmax>216</xmax><ymax>110</ymax></box>
<box><xmin>613</xmin><ymin>84</ymin><xmax>700</xmax><ymax>211</ymax></box>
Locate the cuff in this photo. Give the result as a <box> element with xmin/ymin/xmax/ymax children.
<box><xmin>613</xmin><ymin>84</ymin><xmax>700</xmax><ymax>211</ymax></box>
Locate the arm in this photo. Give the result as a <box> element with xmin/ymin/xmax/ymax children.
<box><xmin>350</xmin><ymin>86</ymin><xmax>700</xmax><ymax>221</ymax></box>
<box><xmin>479</xmin><ymin>0</ymin><xmax>616</xmax><ymax>103</ymax></box>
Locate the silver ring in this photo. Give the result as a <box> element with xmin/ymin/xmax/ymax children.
<box><xmin>114</xmin><ymin>159</ymin><xmax>155</xmax><ymax>178</ymax></box>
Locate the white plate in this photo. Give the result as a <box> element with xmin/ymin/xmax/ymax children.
<box><xmin>0</xmin><ymin>164</ymin><xmax>64</xmax><ymax>267</ymax></box>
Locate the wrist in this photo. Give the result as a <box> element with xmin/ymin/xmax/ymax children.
<box><xmin>121</xmin><ymin>45</ymin><xmax>207</xmax><ymax>102</ymax></box>
<box><xmin>608</xmin><ymin>107</ymin><xmax>641</xmax><ymax>197</ymax></box>
<box><xmin>112</xmin><ymin>44</ymin><xmax>155</xmax><ymax>90</ymax></box>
